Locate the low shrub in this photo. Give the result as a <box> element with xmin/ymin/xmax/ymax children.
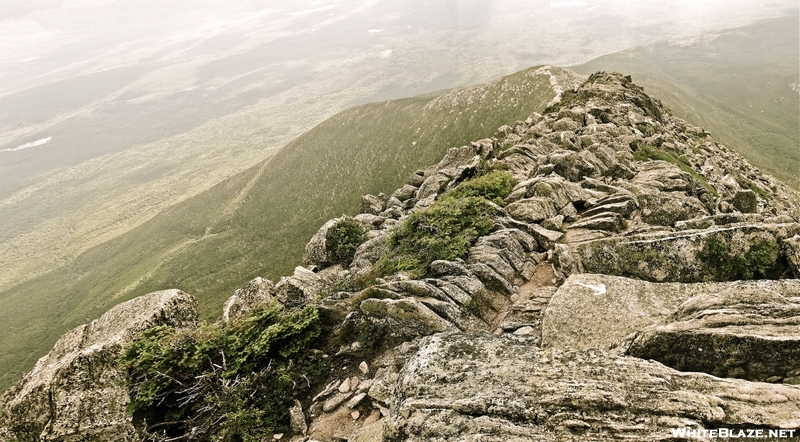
<box><xmin>121</xmin><ymin>304</ymin><xmax>325</xmax><ymax>441</ymax></box>
<box><xmin>326</xmin><ymin>217</ymin><xmax>368</xmax><ymax>266</ymax></box>
<box><xmin>377</xmin><ymin>195</ymin><xmax>498</xmax><ymax>278</ymax></box>
<box><xmin>445</xmin><ymin>170</ymin><xmax>518</xmax><ymax>206</ymax></box>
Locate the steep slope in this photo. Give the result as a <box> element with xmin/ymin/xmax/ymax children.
<box><xmin>0</xmin><ymin>66</ymin><xmax>583</xmax><ymax>391</ymax></box>
<box><xmin>573</xmin><ymin>13</ymin><xmax>800</xmax><ymax>190</ymax></box>
<box><xmin>3</xmin><ymin>72</ymin><xmax>800</xmax><ymax>441</ymax></box>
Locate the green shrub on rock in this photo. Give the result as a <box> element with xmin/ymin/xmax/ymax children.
<box><xmin>378</xmin><ymin>196</ymin><xmax>498</xmax><ymax>278</ymax></box>
<box><xmin>375</xmin><ymin>171</ymin><xmax>515</xmax><ymax>278</ymax></box>
<box><xmin>445</xmin><ymin>170</ymin><xmax>518</xmax><ymax>206</ymax></box>
<box><xmin>121</xmin><ymin>304</ymin><xmax>325</xmax><ymax>441</ymax></box>
<box><xmin>326</xmin><ymin>217</ymin><xmax>368</xmax><ymax>266</ymax></box>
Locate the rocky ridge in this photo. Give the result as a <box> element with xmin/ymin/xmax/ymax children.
<box><xmin>2</xmin><ymin>72</ymin><xmax>800</xmax><ymax>441</ymax></box>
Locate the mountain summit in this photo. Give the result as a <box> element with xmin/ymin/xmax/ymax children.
<box><xmin>2</xmin><ymin>72</ymin><xmax>800</xmax><ymax>441</ymax></box>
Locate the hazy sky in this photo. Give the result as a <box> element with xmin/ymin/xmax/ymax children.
<box><xmin>1</xmin><ymin>0</ymin><xmax>796</xmax><ymax>96</ymax></box>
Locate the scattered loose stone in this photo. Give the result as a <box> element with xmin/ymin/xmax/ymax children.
<box><xmin>322</xmin><ymin>392</ymin><xmax>352</xmax><ymax>413</ymax></box>
<box><xmin>347</xmin><ymin>393</ymin><xmax>367</xmax><ymax>409</ymax></box>
<box><xmin>338</xmin><ymin>377</ymin><xmax>351</xmax><ymax>393</ymax></box>
<box><xmin>359</xmin><ymin>361</ymin><xmax>369</xmax><ymax>375</ymax></box>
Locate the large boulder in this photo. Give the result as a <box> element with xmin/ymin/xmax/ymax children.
<box><xmin>572</xmin><ymin>223</ymin><xmax>800</xmax><ymax>282</ymax></box>
<box><xmin>274</xmin><ymin>266</ymin><xmax>323</xmax><ymax>308</ymax></box>
<box><xmin>222</xmin><ymin>277</ymin><xmax>277</xmax><ymax>323</ymax></box>
<box><xmin>382</xmin><ymin>332</ymin><xmax>800</xmax><ymax>441</ymax></box>
<box><xmin>0</xmin><ymin>290</ymin><xmax>198</xmax><ymax>442</ymax></box>
<box><xmin>541</xmin><ymin>274</ymin><xmax>728</xmax><ymax>351</ymax></box>
<box><xmin>627</xmin><ymin>281</ymin><xmax>800</xmax><ymax>382</ymax></box>
<box><xmin>303</xmin><ymin>218</ymin><xmax>341</xmax><ymax>266</ymax></box>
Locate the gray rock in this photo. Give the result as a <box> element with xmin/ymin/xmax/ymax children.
<box><xmin>360</xmin><ymin>194</ymin><xmax>386</xmax><ymax>215</ymax></box>
<box><xmin>581</xmin><ymin>194</ymin><xmax>638</xmax><ymax>218</ymax></box>
<box><xmin>359</xmin><ymin>298</ymin><xmax>456</xmax><ymax>342</ymax></box>
<box><xmin>353</xmin><ymin>213</ymin><xmax>386</xmax><ymax>230</ymax></box>
<box><xmin>0</xmin><ymin>290</ymin><xmax>198</xmax><ymax>442</ymax></box>
<box><xmin>349</xmin><ymin>232</ymin><xmax>389</xmax><ymax>277</ymax></box>
<box><xmin>383</xmin><ymin>332</ymin><xmax>800</xmax><ymax>441</ymax></box>
<box><xmin>783</xmin><ymin>234</ymin><xmax>800</xmax><ymax>277</ymax></box>
<box><xmin>505</xmin><ymin>197</ymin><xmax>557</xmax><ymax>224</ymax></box>
<box><xmin>392</xmin><ymin>184</ymin><xmax>419</xmax><ymax>202</ymax></box>
<box><xmin>637</xmin><ymin>190</ymin><xmax>710</xmax><ymax>226</ymax></box>
<box><xmin>527</xmin><ymin>224</ymin><xmax>564</xmax><ymax>250</ymax></box>
<box><xmin>570</xmin><ymin>212</ymin><xmax>625</xmax><ymax>232</ymax></box>
<box><xmin>627</xmin><ymin>281</ymin><xmax>800</xmax><ymax>382</ymax></box>
<box><xmin>303</xmin><ymin>218</ymin><xmax>340</xmax><ymax>266</ymax></box>
<box><xmin>416</xmin><ymin>172</ymin><xmax>451</xmax><ymax>199</ymax></box>
<box><xmin>222</xmin><ymin>277</ymin><xmax>277</xmax><ymax>322</ymax></box>
<box><xmin>549</xmin><ymin>149</ymin><xmax>596</xmax><ymax>181</ymax></box>
<box><xmin>573</xmin><ymin>223</ymin><xmax>800</xmax><ymax>282</ymax></box>
<box><xmin>429</xmin><ymin>260</ymin><xmax>470</xmax><ymax>277</ymax></box>
<box><xmin>408</xmin><ymin>170</ymin><xmax>426</xmax><ymax>187</ymax></box>
<box><xmin>289</xmin><ymin>399</ymin><xmax>307</xmax><ymax>435</ymax></box>
<box><xmin>541</xmin><ymin>215</ymin><xmax>564</xmax><ymax>231</ymax></box>
<box><xmin>275</xmin><ymin>266</ymin><xmax>323</xmax><ymax>308</ymax></box>
<box><xmin>323</xmin><ymin>392</ymin><xmax>352</xmax><ymax>413</ymax></box>
<box><xmin>436</xmin><ymin>145</ymin><xmax>479</xmax><ymax>170</ymax></box>
<box><xmin>732</xmin><ymin>189</ymin><xmax>759</xmax><ymax>213</ymax></box>
<box><xmin>542</xmin><ymin>274</ymin><xmax>741</xmax><ymax>351</ymax></box>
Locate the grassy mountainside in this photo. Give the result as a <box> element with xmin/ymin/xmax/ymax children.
<box><xmin>573</xmin><ymin>13</ymin><xmax>800</xmax><ymax>190</ymax></box>
<box><xmin>0</xmin><ymin>66</ymin><xmax>580</xmax><ymax>390</ymax></box>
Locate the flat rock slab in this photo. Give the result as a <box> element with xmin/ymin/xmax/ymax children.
<box><xmin>627</xmin><ymin>281</ymin><xmax>800</xmax><ymax>382</ymax></box>
<box><xmin>542</xmin><ymin>274</ymin><xmax>738</xmax><ymax>351</ymax></box>
<box><xmin>572</xmin><ymin>223</ymin><xmax>800</xmax><ymax>283</ymax></box>
<box><xmin>382</xmin><ymin>332</ymin><xmax>800</xmax><ymax>441</ymax></box>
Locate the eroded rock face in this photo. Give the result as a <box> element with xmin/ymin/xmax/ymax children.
<box><xmin>541</xmin><ymin>274</ymin><xmax>733</xmax><ymax>351</ymax></box>
<box><xmin>0</xmin><ymin>290</ymin><xmax>198</xmax><ymax>442</ymax></box>
<box><xmin>627</xmin><ymin>281</ymin><xmax>800</xmax><ymax>382</ymax></box>
<box><xmin>382</xmin><ymin>332</ymin><xmax>800</xmax><ymax>442</ymax></box>
<box><xmin>572</xmin><ymin>223</ymin><xmax>800</xmax><ymax>283</ymax></box>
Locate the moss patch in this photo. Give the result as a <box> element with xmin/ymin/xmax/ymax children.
<box><xmin>696</xmin><ymin>233</ymin><xmax>781</xmax><ymax>280</ymax></box>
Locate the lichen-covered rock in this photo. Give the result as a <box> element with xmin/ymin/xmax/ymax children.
<box><xmin>573</xmin><ymin>223</ymin><xmax>800</xmax><ymax>282</ymax></box>
<box><xmin>732</xmin><ymin>189</ymin><xmax>759</xmax><ymax>213</ymax></box>
<box><xmin>361</xmin><ymin>194</ymin><xmax>387</xmax><ymax>215</ymax></box>
<box><xmin>275</xmin><ymin>266</ymin><xmax>323</xmax><ymax>307</ymax></box>
<box><xmin>627</xmin><ymin>281</ymin><xmax>800</xmax><ymax>382</ymax></box>
<box><xmin>359</xmin><ymin>298</ymin><xmax>456</xmax><ymax>342</ymax></box>
<box><xmin>303</xmin><ymin>218</ymin><xmax>341</xmax><ymax>266</ymax></box>
<box><xmin>544</xmin><ymin>274</ymin><xmax>716</xmax><ymax>351</ymax></box>
<box><xmin>505</xmin><ymin>197</ymin><xmax>557</xmax><ymax>223</ymax></box>
<box><xmin>382</xmin><ymin>332</ymin><xmax>800</xmax><ymax>441</ymax></box>
<box><xmin>0</xmin><ymin>290</ymin><xmax>198</xmax><ymax>442</ymax></box>
<box><xmin>222</xmin><ymin>277</ymin><xmax>276</xmax><ymax>322</ymax></box>
<box><xmin>783</xmin><ymin>234</ymin><xmax>800</xmax><ymax>277</ymax></box>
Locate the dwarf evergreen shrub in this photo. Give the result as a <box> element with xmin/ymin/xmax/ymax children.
<box><xmin>326</xmin><ymin>217</ymin><xmax>368</xmax><ymax>266</ymax></box>
<box><xmin>121</xmin><ymin>304</ymin><xmax>325</xmax><ymax>441</ymax></box>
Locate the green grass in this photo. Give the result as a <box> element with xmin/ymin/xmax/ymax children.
<box><xmin>573</xmin><ymin>13</ymin><xmax>800</xmax><ymax>191</ymax></box>
<box><xmin>0</xmin><ymin>66</ymin><xmax>564</xmax><ymax>391</ymax></box>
